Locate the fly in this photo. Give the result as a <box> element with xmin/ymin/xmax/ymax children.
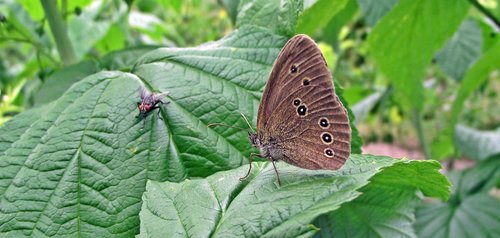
<box><xmin>136</xmin><ymin>86</ymin><xmax>169</xmax><ymax>126</ymax></box>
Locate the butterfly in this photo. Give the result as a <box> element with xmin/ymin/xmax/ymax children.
<box><xmin>242</xmin><ymin>35</ymin><xmax>352</xmax><ymax>185</ymax></box>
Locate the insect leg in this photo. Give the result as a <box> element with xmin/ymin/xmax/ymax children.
<box><xmin>239</xmin><ymin>153</ymin><xmax>261</xmax><ymax>182</ymax></box>
<box><xmin>270</xmin><ymin>159</ymin><xmax>281</xmax><ymax>186</ymax></box>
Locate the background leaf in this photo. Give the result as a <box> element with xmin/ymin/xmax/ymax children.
<box><xmin>314</xmin><ymin>160</ymin><xmax>449</xmax><ymax>238</ymax></box>
<box><xmin>454</xmin><ymin>124</ymin><xmax>500</xmax><ymax>161</ymax></box>
<box><xmin>414</xmin><ymin>157</ymin><xmax>500</xmax><ymax>238</ymax></box>
<box><xmin>296</xmin><ymin>0</ymin><xmax>349</xmax><ymax>35</ymax></box>
<box><xmin>357</xmin><ymin>0</ymin><xmax>397</xmax><ymax>27</ymax></box>
<box><xmin>138</xmin><ymin>155</ymin><xmax>449</xmax><ymax>237</ymax></box>
<box><xmin>351</xmin><ymin>91</ymin><xmax>383</xmax><ymax>124</ymax></box>
<box><xmin>236</xmin><ymin>0</ymin><xmax>303</xmax><ymax>36</ymax></box>
<box><xmin>368</xmin><ymin>0</ymin><xmax>469</xmax><ymax>110</ymax></box>
<box><xmin>436</xmin><ymin>19</ymin><xmax>483</xmax><ymax>81</ymax></box>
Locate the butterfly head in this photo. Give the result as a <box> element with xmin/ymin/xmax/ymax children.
<box><xmin>248</xmin><ymin>132</ymin><xmax>260</xmax><ymax>147</ymax></box>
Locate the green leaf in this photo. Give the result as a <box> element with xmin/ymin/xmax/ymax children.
<box><xmin>436</xmin><ymin>19</ymin><xmax>483</xmax><ymax>81</ymax></box>
<box><xmin>357</xmin><ymin>0</ymin><xmax>397</xmax><ymax>27</ymax></box>
<box><xmin>0</xmin><ymin>106</ymin><xmax>49</xmax><ymax>157</ymax></box>
<box><xmin>236</xmin><ymin>0</ymin><xmax>303</xmax><ymax>36</ymax></box>
<box><xmin>33</xmin><ymin>60</ymin><xmax>101</xmax><ymax>106</ymax></box>
<box><xmin>322</xmin><ymin>0</ymin><xmax>358</xmax><ymax>50</ymax></box>
<box><xmin>454</xmin><ymin>125</ymin><xmax>500</xmax><ymax>161</ymax></box>
<box><xmin>0</xmin><ymin>72</ymin><xmax>157</xmax><ymax>237</ymax></box>
<box><xmin>314</xmin><ymin>159</ymin><xmax>449</xmax><ymax>238</ymax></box>
<box><xmin>368</xmin><ymin>0</ymin><xmax>469</xmax><ymax>110</ymax></box>
<box><xmin>138</xmin><ymin>155</ymin><xmax>449</xmax><ymax>237</ymax></box>
<box><xmin>415</xmin><ymin>157</ymin><xmax>500</xmax><ymax>238</ymax></box>
<box><xmin>296</xmin><ymin>0</ymin><xmax>349</xmax><ymax>35</ymax></box>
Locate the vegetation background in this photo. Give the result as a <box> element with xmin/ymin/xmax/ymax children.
<box><xmin>0</xmin><ymin>0</ymin><xmax>498</xmax><ymax>237</ymax></box>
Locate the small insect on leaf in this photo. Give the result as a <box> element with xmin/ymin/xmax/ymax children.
<box><xmin>136</xmin><ymin>86</ymin><xmax>169</xmax><ymax>126</ymax></box>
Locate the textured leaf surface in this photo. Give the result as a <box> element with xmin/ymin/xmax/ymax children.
<box><xmin>236</xmin><ymin>0</ymin><xmax>303</xmax><ymax>36</ymax></box>
<box><xmin>415</xmin><ymin>157</ymin><xmax>500</xmax><ymax>238</ymax></box>
<box><xmin>314</xmin><ymin>160</ymin><xmax>449</xmax><ymax>238</ymax></box>
<box><xmin>436</xmin><ymin>19</ymin><xmax>483</xmax><ymax>81</ymax></box>
<box><xmin>454</xmin><ymin>125</ymin><xmax>500</xmax><ymax>161</ymax></box>
<box><xmin>0</xmin><ymin>27</ymin><xmax>285</xmax><ymax>236</ymax></box>
<box><xmin>0</xmin><ymin>72</ymin><xmax>155</xmax><ymax>237</ymax></box>
<box><xmin>138</xmin><ymin>155</ymin><xmax>449</xmax><ymax>237</ymax></box>
<box><xmin>296</xmin><ymin>0</ymin><xmax>349</xmax><ymax>35</ymax></box>
<box><xmin>368</xmin><ymin>0</ymin><xmax>469</xmax><ymax>110</ymax></box>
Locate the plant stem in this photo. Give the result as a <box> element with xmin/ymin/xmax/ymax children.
<box><xmin>40</xmin><ymin>0</ymin><xmax>77</xmax><ymax>65</ymax></box>
<box><xmin>412</xmin><ymin>108</ymin><xmax>431</xmax><ymax>160</ymax></box>
<box><xmin>468</xmin><ymin>0</ymin><xmax>500</xmax><ymax>28</ymax></box>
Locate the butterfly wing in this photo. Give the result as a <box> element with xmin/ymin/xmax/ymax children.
<box><xmin>257</xmin><ymin>35</ymin><xmax>351</xmax><ymax>169</ymax></box>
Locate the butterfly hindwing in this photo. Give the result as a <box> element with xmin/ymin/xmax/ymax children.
<box><xmin>256</xmin><ymin>35</ymin><xmax>351</xmax><ymax>169</ymax></box>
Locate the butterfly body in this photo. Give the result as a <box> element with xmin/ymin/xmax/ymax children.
<box><xmin>245</xmin><ymin>35</ymin><xmax>351</xmax><ymax>184</ymax></box>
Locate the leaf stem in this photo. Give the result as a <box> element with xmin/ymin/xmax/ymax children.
<box><xmin>412</xmin><ymin>108</ymin><xmax>431</xmax><ymax>160</ymax></box>
<box><xmin>468</xmin><ymin>0</ymin><xmax>500</xmax><ymax>28</ymax></box>
<box><xmin>40</xmin><ymin>0</ymin><xmax>77</xmax><ymax>65</ymax></box>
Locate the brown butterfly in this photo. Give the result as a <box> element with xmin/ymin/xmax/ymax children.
<box><xmin>242</xmin><ymin>34</ymin><xmax>351</xmax><ymax>185</ymax></box>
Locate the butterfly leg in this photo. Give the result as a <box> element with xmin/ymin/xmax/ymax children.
<box><xmin>239</xmin><ymin>153</ymin><xmax>260</xmax><ymax>182</ymax></box>
<box><xmin>270</xmin><ymin>159</ymin><xmax>281</xmax><ymax>186</ymax></box>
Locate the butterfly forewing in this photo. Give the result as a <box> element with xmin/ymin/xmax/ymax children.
<box><xmin>256</xmin><ymin>35</ymin><xmax>351</xmax><ymax>170</ymax></box>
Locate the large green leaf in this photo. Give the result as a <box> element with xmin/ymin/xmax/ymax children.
<box><xmin>454</xmin><ymin>124</ymin><xmax>500</xmax><ymax>161</ymax></box>
<box><xmin>368</xmin><ymin>0</ymin><xmax>469</xmax><ymax>110</ymax></box>
<box><xmin>0</xmin><ymin>25</ymin><xmax>360</xmax><ymax>236</ymax></box>
<box><xmin>436</xmin><ymin>19</ymin><xmax>483</xmax><ymax>81</ymax></box>
<box><xmin>296</xmin><ymin>0</ymin><xmax>349</xmax><ymax>35</ymax></box>
<box><xmin>415</xmin><ymin>157</ymin><xmax>500</xmax><ymax>238</ymax></box>
<box><xmin>236</xmin><ymin>0</ymin><xmax>303</xmax><ymax>36</ymax></box>
<box><xmin>314</xmin><ymin>159</ymin><xmax>449</xmax><ymax>238</ymax></box>
<box><xmin>0</xmin><ymin>27</ymin><xmax>282</xmax><ymax>236</ymax></box>
<box><xmin>138</xmin><ymin>155</ymin><xmax>449</xmax><ymax>237</ymax></box>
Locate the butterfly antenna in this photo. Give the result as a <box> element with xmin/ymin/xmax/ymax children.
<box><xmin>239</xmin><ymin>112</ymin><xmax>255</xmax><ymax>133</ymax></box>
